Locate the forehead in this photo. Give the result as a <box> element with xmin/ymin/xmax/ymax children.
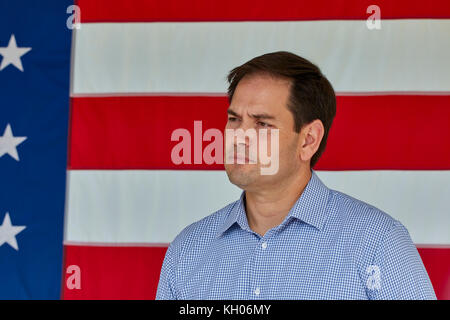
<box><xmin>230</xmin><ymin>73</ymin><xmax>292</xmax><ymax>116</ymax></box>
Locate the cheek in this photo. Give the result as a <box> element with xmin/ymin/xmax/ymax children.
<box><xmin>257</xmin><ymin>131</ymin><xmax>278</xmax><ymax>153</ymax></box>
<box><xmin>278</xmin><ymin>135</ymin><xmax>298</xmax><ymax>161</ymax></box>
<box><xmin>256</xmin><ymin>131</ymin><xmax>270</xmax><ymax>156</ymax></box>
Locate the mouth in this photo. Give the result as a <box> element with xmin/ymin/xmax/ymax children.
<box><xmin>233</xmin><ymin>154</ymin><xmax>255</xmax><ymax>163</ymax></box>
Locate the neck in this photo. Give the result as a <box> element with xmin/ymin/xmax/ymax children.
<box><xmin>244</xmin><ymin>167</ymin><xmax>312</xmax><ymax>237</ymax></box>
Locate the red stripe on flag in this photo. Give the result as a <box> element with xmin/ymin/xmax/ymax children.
<box><xmin>62</xmin><ymin>244</ymin><xmax>167</xmax><ymax>300</ymax></box>
<box><xmin>75</xmin><ymin>0</ymin><xmax>450</xmax><ymax>22</ymax></box>
<box><xmin>62</xmin><ymin>244</ymin><xmax>450</xmax><ymax>300</ymax></box>
<box><xmin>68</xmin><ymin>95</ymin><xmax>450</xmax><ymax>170</ymax></box>
<box><xmin>418</xmin><ymin>247</ymin><xmax>450</xmax><ymax>300</ymax></box>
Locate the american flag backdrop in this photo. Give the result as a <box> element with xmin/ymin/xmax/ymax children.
<box><xmin>0</xmin><ymin>0</ymin><xmax>449</xmax><ymax>300</ymax></box>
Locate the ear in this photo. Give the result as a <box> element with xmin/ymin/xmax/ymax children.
<box><xmin>299</xmin><ymin>119</ymin><xmax>325</xmax><ymax>163</ymax></box>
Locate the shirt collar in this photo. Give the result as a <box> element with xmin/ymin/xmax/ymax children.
<box><xmin>216</xmin><ymin>169</ymin><xmax>330</xmax><ymax>238</ymax></box>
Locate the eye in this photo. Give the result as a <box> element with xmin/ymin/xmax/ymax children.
<box><xmin>228</xmin><ymin>117</ymin><xmax>239</xmax><ymax>122</ymax></box>
<box><xmin>257</xmin><ymin>121</ymin><xmax>272</xmax><ymax>128</ymax></box>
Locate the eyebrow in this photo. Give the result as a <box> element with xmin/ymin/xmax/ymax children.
<box><xmin>227</xmin><ymin>108</ymin><xmax>276</xmax><ymax>120</ymax></box>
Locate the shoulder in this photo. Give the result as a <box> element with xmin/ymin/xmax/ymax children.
<box><xmin>326</xmin><ymin>188</ymin><xmax>416</xmax><ymax>265</ymax></box>
<box><xmin>327</xmin><ymin>190</ymin><xmax>436</xmax><ymax>299</ymax></box>
<box><xmin>328</xmin><ymin>188</ymin><xmax>400</xmax><ymax>236</ymax></box>
<box><xmin>326</xmin><ymin>188</ymin><xmax>410</xmax><ymax>258</ymax></box>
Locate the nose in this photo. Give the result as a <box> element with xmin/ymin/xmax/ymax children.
<box><xmin>234</xmin><ymin>135</ymin><xmax>250</xmax><ymax>148</ymax></box>
<box><xmin>235</xmin><ymin>120</ymin><xmax>255</xmax><ymax>146</ymax></box>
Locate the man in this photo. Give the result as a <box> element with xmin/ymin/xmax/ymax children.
<box><xmin>156</xmin><ymin>51</ymin><xmax>436</xmax><ymax>299</ymax></box>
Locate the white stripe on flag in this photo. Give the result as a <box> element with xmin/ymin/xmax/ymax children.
<box><xmin>64</xmin><ymin>170</ymin><xmax>242</xmax><ymax>243</ymax></box>
<box><xmin>72</xmin><ymin>20</ymin><xmax>450</xmax><ymax>94</ymax></box>
<box><xmin>65</xmin><ymin>170</ymin><xmax>450</xmax><ymax>245</ymax></box>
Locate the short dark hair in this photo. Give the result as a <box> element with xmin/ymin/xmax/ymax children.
<box><xmin>227</xmin><ymin>51</ymin><xmax>336</xmax><ymax>168</ymax></box>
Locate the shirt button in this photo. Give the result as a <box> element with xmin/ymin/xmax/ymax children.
<box><xmin>254</xmin><ymin>287</ymin><xmax>260</xmax><ymax>295</ymax></box>
<box><xmin>261</xmin><ymin>242</ymin><xmax>267</xmax><ymax>249</ymax></box>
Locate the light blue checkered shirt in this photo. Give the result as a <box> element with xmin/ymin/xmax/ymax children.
<box><xmin>156</xmin><ymin>170</ymin><xmax>436</xmax><ymax>300</ymax></box>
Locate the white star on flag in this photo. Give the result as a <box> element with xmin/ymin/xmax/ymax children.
<box><xmin>0</xmin><ymin>123</ymin><xmax>27</xmax><ymax>161</ymax></box>
<box><xmin>0</xmin><ymin>34</ymin><xmax>32</xmax><ymax>71</ymax></box>
<box><xmin>0</xmin><ymin>212</ymin><xmax>26</xmax><ymax>251</ymax></box>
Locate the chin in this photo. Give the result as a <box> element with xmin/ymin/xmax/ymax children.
<box><xmin>225</xmin><ymin>166</ymin><xmax>259</xmax><ymax>188</ymax></box>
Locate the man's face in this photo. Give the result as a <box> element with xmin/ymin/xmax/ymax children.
<box><xmin>224</xmin><ymin>73</ymin><xmax>303</xmax><ymax>192</ymax></box>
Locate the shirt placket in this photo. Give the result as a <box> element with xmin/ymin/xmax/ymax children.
<box><xmin>248</xmin><ymin>230</ymin><xmax>275</xmax><ymax>300</ymax></box>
